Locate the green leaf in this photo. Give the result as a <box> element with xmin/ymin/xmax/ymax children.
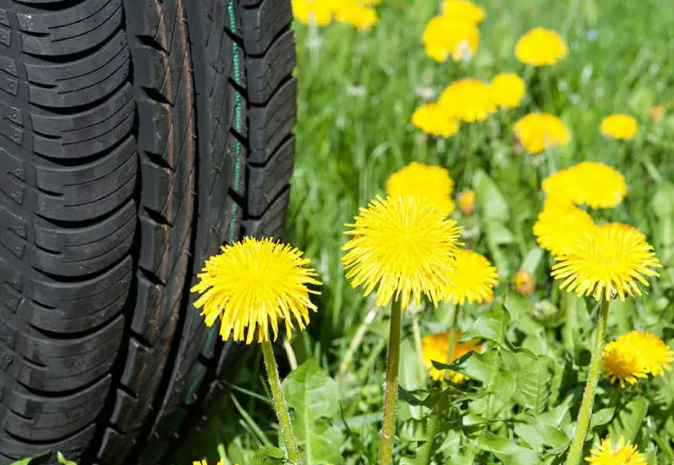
<box><xmin>533</xmin><ymin>423</ymin><xmax>569</xmax><ymax>449</ymax></box>
<box><xmin>608</xmin><ymin>396</ymin><xmax>648</xmax><ymax>443</ymax></box>
<box><xmin>504</xmin><ymin>290</ymin><xmax>534</xmax><ymax>318</ymax></box>
<box><xmin>513</xmin><ymin>354</ymin><xmax>554</xmax><ymax>413</ymax></box>
<box><xmin>57</xmin><ymin>452</ymin><xmax>77</xmax><ymax>465</ymax></box>
<box><xmin>473</xmin><ymin>169</ymin><xmax>510</xmax><ymax>222</ymax></box>
<box><xmin>477</xmin><ymin>432</ymin><xmax>532</xmax><ymax>455</ymax></box>
<box><xmin>462</xmin><ymin>303</ymin><xmax>510</xmax><ymax>344</ymax></box>
<box><xmin>515</xmin><ymin>423</ymin><xmax>545</xmax><ymax>450</ymax></box>
<box><xmin>9</xmin><ymin>452</ymin><xmax>50</xmax><ymax>465</ymax></box>
<box><xmin>590</xmin><ymin>408</ymin><xmax>615</xmax><ymax>429</ymax></box>
<box><xmin>652</xmin><ymin>183</ymin><xmax>674</xmax><ymax>218</ymax></box>
<box><xmin>461</xmin><ymin>350</ymin><xmax>500</xmax><ymax>387</ymax></box>
<box><xmin>283</xmin><ymin>359</ymin><xmax>344</xmax><ymax>464</ymax></box>
<box><xmin>521</xmin><ymin>247</ymin><xmax>543</xmax><ymax>274</ymax></box>
<box><xmin>251</xmin><ymin>447</ymin><xmax>286</xmax><ymax>465</ymax></box>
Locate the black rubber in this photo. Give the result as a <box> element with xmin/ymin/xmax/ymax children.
<box><xmin>0</xmin><ymin>0</ymin><xmax>296</xmax><ymax>463</ymax></box>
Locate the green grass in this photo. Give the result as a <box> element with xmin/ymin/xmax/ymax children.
<box><xmin>180</xmin><ymin>0</ymin><xmax>674</xmax><ymax>463</ymax></box>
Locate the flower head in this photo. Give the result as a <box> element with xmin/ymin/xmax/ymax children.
<box><xmin>622</xmin><ymin>331</ymin><xmax>673</xmax><ymax>376</ymax></box>
<box><xmin>342</xmin><ymin>196</ymin><xmax>462</xmax><ymax>308</ymax></box>
<box><xmin>192</xmin><ymin>238</ymin><xmax>322</xmax><ymax>344</ymax></box>
<box><xmin>335</xmin><ymin>1</ymin><xmax>378</xmax><ymax>31</ymax></box>
<box><xmin>551</xmin><ymin>224</ymin><xmax>661</xmax><ymax>301</ymax></box>
<box><xmin>411</xmin><ymin>103</ymin><xmax>460</xmax><ymax>138</ymax></box>
<box><xmin>601</xmin><ymin>114</ymin><xmax>638</xmax><ymax>140</ymax></box>
<box><xmin>423</xmin><ymin>15</ymin><xmax>480</xmax><ymax>62</ymax></box>
<box><xmin>603</xmin><ymin>337</ymin><xmax>649</xmax><ymax>387</ymax></box>
<box><xmin>490</xmin><ymin>73</ymin><xmax>526</xmax><ymax>109</ymax></box>
<box><xmin>514</xmin><ymin>113</ymin><xmax>570</xmax><ymax>154</ymax></box>
<box><xmin>193</xmin><ymin>459</ymin><xmax>226</xmax><ymax>465</ymax></box>
<box><xmin>446</xmin><ymin>249</ymin><xmax>498</xmax><ymax>305</ymax></box>
<box><xmin>515</xmin><ymin>27</ymin><xmax>568</xmax><ymax>66</ymax></box>
<box><xmin>292</xmin><ymin>0</ymin><xmax>339</xmax><ymax>26</ymax></box>
<box><xmin>542</xmin><ymin>162</ymin><xmax>626</xmax><ymax>209</ymax></box>
<box><xmin>441</xmin><ymin>0</ymin><xmax>485</xmax><ymax>23</ymax></box>
<box><xmin>533</xmin><ymin>201</ymin><xmax>596</xmax><ymax>257</ymax></box>
<box><xmin>458</xmin><ymin>190</ymin><xmax>476</xmax><ymax>215</ymax></box>
<box><xmin>586</xmin><ymin>436</ymin><xmax>647</xmax><ymax>465</ymax></box>
<box><xmin>439</xmin><ymin>79</ymin><xmax>496</xmax><ymax>123</ymax></box>
<box><xmin>422</xmin><ymin>331</ymin><xmax>481</xmax><ymax>383</ymax></box>
<box><xmin>513</xmin><ymin>269</ymin><xmax>535</xmax><ymax>296</ymax></box>
<box><xmin>386</xmin><ymin>162</ymin><xmax>455</xmax><ymax>215</ymax></box>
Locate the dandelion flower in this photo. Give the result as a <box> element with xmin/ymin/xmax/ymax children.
<box><xmin>411</xmin><ymin>103</ymin><xmax>460</xmax><ymax>138</ymax></box>
<box><xmin>533</xmin><ymin>201</ymin><xmax>595</xmax><ymax>256</ymax></box>
<box><xmin>386</xmin><ymin>162</ymin><xmax>455</xmax><ymax>215</ymax></box>
<box><xmin>597</xmin><ymin>223</ymin><xmax>645</xmax><ymax>241</ymax></box>
<box><xmin>445</xmin><ymin>249</ymin><xmax>498</xmax><ymax>305</ymax></box>
<box><xmin>586</xmin><ymin>436</ymin><xmax>647</xmax><ymax>465</ymax></box>
<box><xmin>602</xmin><ymin>337</ymin><xmax>649</xmax><ymax>387</ymax></box>
<box><xmin>439</xmin><ymin>79</ymin><xmax>496</xmax><ymax>123</ymax></box>
<box><xmin>292</xmin><ymin>0</ymin><xmax>338</xmax><ymax>26</ymax></box>
<box><xmin>423</xmin><ymin>15</ymin><xmax>480</xmax><ymax>62</ymax></box>
<box><xmin>542</xmin><ymin>162</ymin><xmax>626</xmax><ymax>209</ymax></box>
<box><xmin>441</xmin><ymin>0</ymin><xmax>485</xmax><ymax>23</ymax></box>
<box><xmin>342</xmin><ymin>196</ymin><xmax>462</xmax><ymax>308</ymax></box>
<box><xmin>514</xmin><ymin>113</ymin><xmax>570</xmax><ymax>154</ymax></box>
<box><xmin>515</xmin><ymin>27</ymin><xmax>568</xmax><ymax>67</ymax></box>
<box><xmin>490</xmin><ymin>73</ymin><xmax>526</xmax><ymax>109</ymax></box>
<box><xmin>513</xmin><ymin>269</ymin><xmax>535</xmax><ymax>296</ymax></box>
<box><xmin>601</xmin><ymin>114</ymin><xmax>638</xmax><ymax>140</ymax></box>
<box><xmin>458</xmin><ymin>190</ymin><xmax>476</xmax><ymax>215</ymax></box>
<box><xmin>192</xmin><ymin>237</ymin><xmax>322</xmax><ymax>344</ymax></box>
<box><xmin>422</xmin><ymin>331</ymin><xmax>481</xmax><ymax>383</ymax></box>
<box><xmin>335</xmin><ymin>2</ymin><xmax>378</xmax><ymax>31</ymax></box>
<box><xmin>551</xmin><ymin>224</ymin><xmax>661</xmax><ymax>301</ymax></box>
<box><xmin>193</xmin><ymin>459</ymin><xmax>226</xmax><ymax>465</ymax></box>
<box><xmin>622</xmin><ymin>331</ymin><xmax>674</xmax><ymax>376</ymax></box>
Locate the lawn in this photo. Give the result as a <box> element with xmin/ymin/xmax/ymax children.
<box><xmin>180</xmin><ymin>1</ymin><xmax>674</xmax><ymax>464</ymax></box>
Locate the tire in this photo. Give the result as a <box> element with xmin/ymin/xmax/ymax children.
<box><xmin>0</xmin><ymin>0</ymin><xmax>296</xmax><ymax>463</ymax></box>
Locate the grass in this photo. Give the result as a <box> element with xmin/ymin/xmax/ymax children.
<box><xmin>179</xmin><ymin>0</ymin><xmax>674</xmax><ymax>463</ymax></box>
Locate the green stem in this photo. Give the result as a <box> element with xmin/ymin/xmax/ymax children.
<box><xmin>379</xmin><ymin>299</ymin><xmax>404</xmax><ymax>465</ymax></box>
<box><xmin>447</xmin><ymin>304</ymin><xmax>460</xmax><ymax>365</ymax></box>
<box><xmin>565</xmin><ymin>298</ymin><xmax>610</xmax><ymax>465</ymax></box>
<box><xmin>261</xmin><ymin>341</ymin><xmax>302</xmax><ymax>465</ymax></box>
<box><xmin>411</xmin><ymin>311</ymin><xmax>426</xmax><ymax>381</ymax></box>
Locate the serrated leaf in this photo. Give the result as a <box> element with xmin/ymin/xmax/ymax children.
<box><xmin>608</xmin><ymin>396</ymin><xmax>648</xmax><ymax>443</ymax></box>
<box><xmin>462</xmin><ymin>303</ymin><xmax>510</xmax><ymax>344</ymax></box>
<box><xmin>251</xmin><ymin>447</ymin><xmax>285</xmax><ymax>465</ymax></box>
<box><xmin>477</xmin><ymin>432</ymin><xmax>532</xmax><ymax>455</ymax></box>
<box><xmin>283</xmin><ymin>359</ymin><xmax>344</xmax><ymax>464</ymax></box>
<box><xmin>461</xmin><ymin>350</ymin><xmax>500</xmax><ymax>388</ymax></box>
<box><xmin>57</xmin><ymin>452</ymin><xmax>77</xmax><ymax>465</ymax></box>
<box><xmin>513</xmin><ymin>355</ymin><xmax>553</xmax><ymax>413</ymax></box>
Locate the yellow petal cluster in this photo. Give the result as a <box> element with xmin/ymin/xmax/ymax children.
<box><xmin>291</xmin><ymin>0</ymin><xmax>378</xmax><ymax>30</ymax></box>
<box><xmin>423</xmin><ymin>15</ymin><xmax>480</xmax><ymax>62</ymax></box>
<box><xmin>342</xmin><ymin>196</ymin><xmax>463</xmax><ymax>309</ymax></box>
<box><xmin>603</xmin><ymin>331</ymin><xmax>673</xmax><ymax>387</ymax></box>
<box><xmin>445</xmin><ymin>249</ymin><xmax>498</xmax><ymax>305</ymax></box>
<box><xmin>551</xmin><ymin>224</ymin><xmax>661</xmax><ymax>301</ymax></box>
<box><xmin>386</xmin><ymin>162</ymin><xmax>455</xmax><ymax>216</ymax></box>
<box><xmin>458</xmin><ymin>190</ymin><xmax>476</xmax><ymax>215</ymax></box>
<box><xmin>192</xmin><ymin>237</ymin><xmax>322</xmax><ymax>344</ymax></box>
<box><xmin>490</xmin><ymin>73</ymin><xmax>526</xmax><ymax>109</ymax></box>
<box><xmin>542</xmin><ymin>162</ymin><xmax>627</xmax><ymax>209</ymax></box>
<box><xmin>411</xmin><ymin>103</ymin><xmax>460</xmax><ymax>138</ymax></box>
<box><xmin>335</xmin><ymin>1</ymin><xmax>378</xmax><ymax>31</ymax></box>
<box><xmin>586</xmin><ymin>436</ymin><xmax>647</xmax><ymax>465</ymax></box>
<box><xmin>533</xmin><ymin>200</ymin><xmax>595</xmax><ymax>257</ymax></box>
<box><xmin>421</xmin><ymin>331</ymin><xmax>481</xmax><ymax>383</ymax></box>
<box><xmin>600</xmin><ymin>114</ymin><xmax>639</xmax><ymax>140</ymax></box>
<box><xmin>513</xmin><ymin>269</ymin><xmax>535</xmax><ymax>296</ymax></box>
<box><xmin>439</xmin><ymin>79</ymin><xmax>497</xmax><ymax>123</ymax></box>
<box><xmin>291</xmin><ymin>0</ymin><xmax>339</xmax><ymax>26</ymax></box>
<box><xmin>514</xmin><ymin>113</ymin><xmax>570</xmax><ymax>154</ymax></box>
<box><xmin>515</xmin><ymin>27</ymin><xmax>568</xmax><ymax>66</ymax></box>
<box><xmin>441</xmin><ymin>0</ymin><xmax>485</xmax><ymax>23</ymax></box>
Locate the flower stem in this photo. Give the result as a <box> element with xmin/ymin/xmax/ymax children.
<box><xmin>565</xmin><ymin>298</ymin><xmax>610</xmax><ymax>465</ymax></box>
<box><xmin>379</xmin><ymin>298</ymin><xmax>403</xmax><ymax>465</ymax></box>
<box><xmin>447</xmin><ymin>304</ymin><xmax>460</xmax><ymax>365</ymax></box>
<box><xmin>260</xmin><ymin>340</ymin><xmax>302</xmax><ymax>465</ymax></box>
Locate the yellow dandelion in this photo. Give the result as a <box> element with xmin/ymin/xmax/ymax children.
<box><xmin>533</xmin><ymin>201</ymin><xmax>595</xmax><ymax>257</ymax></box>
<box><xmin>602</xmin><ymin>338</ymin><xmax>649</xmax><ymax>388</ymax></box>
<box><xmin>597</xmin><ymin>223</ymin><xmax>645</xmax><ymax>241</ymax></box>
<box><xmin>335</xmin><ymin>2</ymin><xmax>378</xmax><ymax>31</ymax></box>
<box><xmin>423</xmin><ymin>15</ymin><xmax>480</xmax><ymax>63</ymax></box>
<box><xmin>622</xmin><ymin>331</ymin><xmax>674</xmax><ymax>376</ymax></box>
<box><xmin>479</xmin><ymin>288</ymin><xmax>494</xmax><ymax>305</ymax></box>
<box><xmin>411</xmin><ymin>103</ymin><xmax>460</xmax><ymax>138</ymax></box>
<box><xmin>342</xmin><ymin>195</ymin><xmax>462</xmax><ymax>309</ymax></box>
<box><xmin>542</xmin><ymin>162</ymin><xmax>626</xmax><ymax>209</ymax></box>
<box><xmin>193</xmin><ymin>460</ymin><xmax>226</xmax><ymax>465</ymax></box>
<box><xmin>551</xmin><ymin>225</ymin><xmax>661</xmax><ymax>301</ymax></box>
<box><xmin>458</xmin><ymin>190</ymin><xmax>475</xmax><ymax>215</ymax></box>
<box><xmin>445</xmin><ymin>249</ymin><xmax>498</xmax><ymax>305</ymax></box>
<box><xmin>191</xmin><ymin>237</ymin><xmax>322</xmax><ymax>344</ymax></box>
<box><xmin>421</xmin><ymin>331</ymin><xmax>481</xmax><ymax>383</ymax></box>
<box><xmin>515</xmin><ymin>27</ymin><xmax>568</xmax><ymax>66</ymax></box>
<box><xmin>291</xmin><ymin>0</ymin><xmax>338</xmax><ymax>26</ymax></box>
<box><xmin>514</xmin><ymin>113</ymin><xmax>570</xmax><ymax>154</ymax></box>
<box><xmin>490</xmin><ymin>73</ymin><xmax>526</xmax><ymax>109</ymax></box>
<box><xmin>441</xmin><ymin>0</ymin><xmax>485</xmax><ymax>23</ymax></box>
<box><xmin>586</xmin><ymin>436</ymin><xmax>647</xmax><ymax>465</ymax></box>
<box><xmin>601</xmin><ymin>114</ymin><xmax>638</xmax><ymax>140</ymax></box>
<box><xmin>513</xmin><ymin>269</ymin><xmax>535</xmax><ymax>296</ymax></box>
<box><xmin>439</xmin><ymin>78</ymin><xmax>496</xmax><ymax>123</ymax></box>
<box><xmin>386</xmin><ymin>162</ymin><xmax>455</xmax><ymax>216</ymax></box>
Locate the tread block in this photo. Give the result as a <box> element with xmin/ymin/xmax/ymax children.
<box><xmin>244</xmin><ymin>187</ymin><xmax>290</xmax><ymax>239</ymax></box>
<box><xmin>247</xmin><ymin>135</ymin><xmax>294</xmax><ymax>217</ymax></box>
<box><xmin>248</xmin><ymin>77</ymin><xmax>296</xmax><ymax>164</ymax></box>
<box><xmin>240</xmin><ymin>0</ymin><xmax>292</xmax><ymax>56</ymax></box>
<box><xmin>246</xmin><ymin>28</ymin><xmax>296</xmax><ymax>105</ymax></box>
